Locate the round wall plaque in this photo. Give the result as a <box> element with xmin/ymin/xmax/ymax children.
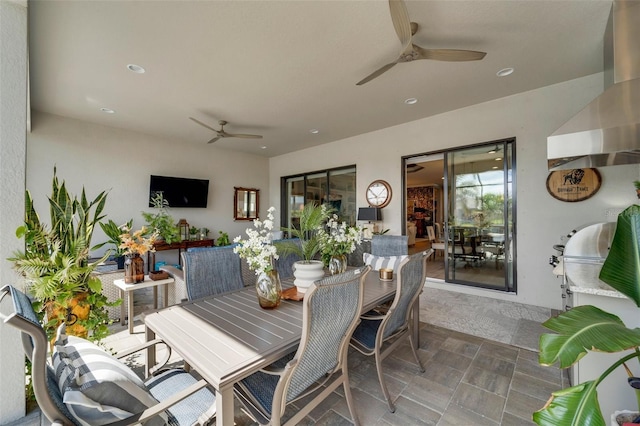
<box><xmin>546</xmin><ymin>168</ymin><xmax>602</xmax><ymax>202</ymax></box>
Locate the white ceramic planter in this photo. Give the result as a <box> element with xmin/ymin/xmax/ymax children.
<box><xmin>293</xmin><ymin>260</ymin><xmax>325</xmax><ymax>294</ymax></box>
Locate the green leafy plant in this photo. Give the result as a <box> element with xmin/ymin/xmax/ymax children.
<box><xmin>189</xmin><ymin>226</ymin><xmax>199</xmax><ymax>238</ymax></box>
<box><xmin>95</xmin><ymin>218</ymin><xmax>133</xmax><ymax>258</ymax></box>
<box><xmin>277</xmin><ymin>202</ymin><xmax>330</xmax><ymax>262</ymax></box>
<box><xmin>534</xmin><ymin>204</ymin><xmax>640</xmax><ymax>425</ymax></box>
<box><xmin>9</xmin><ymin>167</ymin><xmax>116</xmax><ymax>342</ymax></box>
<box><xmin>142</xmin><ymin>192</ymin><xmax>180</xmax><ymax>244</ymax></box>
<box><xmin>217</xmin><ymin>231</ymin><xmax>230</xmax><ymax>246</ymax></box>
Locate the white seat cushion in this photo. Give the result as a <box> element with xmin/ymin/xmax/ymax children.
<box><xmin>362</xmin><ymin>253</ymin><xmax>408</xmax><ymax>272</ymax></box>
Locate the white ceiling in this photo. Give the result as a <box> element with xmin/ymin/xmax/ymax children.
<box><xmin>28</xmin><ymin>0</ymin><xmax>612</xmax><ymax>158</ymax></box>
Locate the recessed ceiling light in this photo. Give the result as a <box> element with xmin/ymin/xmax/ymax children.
<box><xmin>496</xmin><ymin>67</ymin><xmax>514</xmax><ymax>77</ymax></box>
<box><xmin>492</xmin><ymin>166</ymin><xmax>499</xmax><ymax>169</ymax></box>
<box><xmin>261</xmin><ymin>146</ymin><xmax>267</xmax><ymax>149</ymax></box>
<box><xmin>404</xmin><ymin>98</ymin><xmax>418</xmax><ymax>105</ymax></box>
<box><xmin>310</xmin><ymin>129</ymin><xmax>319</xmax><ymax>134</ymax></box>
<box><xmin>127</xmin><ymin>64</ymin><xmax>146</xmax><ymax>74</ymax></box>
<box><xmin>100</xmin><ymin>108</ymin><xmax>115</xmax><ymax>114</ymax></box>
<box><xmin>495</xmin><ymin>157</ymin><xmax>502</xmax><ymax>161</ymax></box>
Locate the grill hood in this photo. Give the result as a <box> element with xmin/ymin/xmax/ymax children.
<box><xmin>548</xmin><ymin>0</ymin><xmax>640</xmax><ymax>170</ymax></box>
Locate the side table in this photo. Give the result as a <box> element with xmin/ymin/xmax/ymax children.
<box><xmin>113</xmin><ymin>276</ymin><xmax>175</xmax><ymax>334</ymax></box>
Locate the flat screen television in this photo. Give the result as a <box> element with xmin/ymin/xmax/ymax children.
<box><xmin>149</xmin><ymin>175</ymin><xmax>209</xmax><ymax>208</ymax></box>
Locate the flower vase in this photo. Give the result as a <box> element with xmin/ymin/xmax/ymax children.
<box><xmin>256</xmin><ymin>270</ymin><xmax>282</xmax><ymax>309</ymax></box>
<box><xmin>328</xmin><ymin>254</ymin><xmax>348</xmax><ymax>275</ymax></box>
<box><xmin>124</xmin><ymin>254</ymin><xmax>145</xmax><ymax>283</ymax></box>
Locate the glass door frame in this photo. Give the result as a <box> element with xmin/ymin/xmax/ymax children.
<box><xmin>402</xmin><ymin>138</ymin><xmax>517</xmax><ymax>293</ymax></box>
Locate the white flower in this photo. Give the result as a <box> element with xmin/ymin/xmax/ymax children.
<box><xmin>234</xmin><ymin>207</ymin><xmax>280</xmax><ymax>274</ymax></box>
<box><xmin>318</xmin><ymin>216</ymin><xmax>362</xmax><ymax>257</ymax></box>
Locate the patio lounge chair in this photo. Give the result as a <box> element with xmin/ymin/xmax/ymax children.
<box><xmin>233</xmin><ymin>267</ymin><xmax>371</xmax><ymax>426</ymax></box>
<box><xmin>0</xmin><ymin>285</ymin><xmax>216</xmax><ymax>426</ymax></box>
<box><xmin>350</xmin><ymin>250</ymin><xmax>429</xmax><ymax>412</ymax></box>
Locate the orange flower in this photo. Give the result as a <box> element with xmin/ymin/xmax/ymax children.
<box><xmin>119</xmin><ymin>226</ymin><xmax>159</xmax><ymax>256</ymax></box>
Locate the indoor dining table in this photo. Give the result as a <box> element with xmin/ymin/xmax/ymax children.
<box><xmin>143</xmin><ymin>270</ymin><xmax>420</xmax><ymax>426</ymax></box>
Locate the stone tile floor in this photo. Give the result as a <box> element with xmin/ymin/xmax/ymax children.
<box><xmin>14</xmin><ymin>316</ymin><xmax>567</xmax><ymax>425</ymax></box>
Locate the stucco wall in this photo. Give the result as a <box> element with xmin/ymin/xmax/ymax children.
<box><xmin>26</xmin><ymin>112</ymin><xmax>270</xmax><ymax>264</ymax></box>
<box><xmin>269</xmin><ymin>73</ymin><xmax>640</xmax><ymax>310</ymax></box>
<box><xmin>0</xmin><ymin>1</ymin><xmax>28</xmax><ymax>422</ymax></box>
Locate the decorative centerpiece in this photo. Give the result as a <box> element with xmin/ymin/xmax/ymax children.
<box><xmin>119</xmin><ymin>226</ymin><xmax>158</xmax><ymax>283</ymax></box>
<box><xmin>234</xmin><ymin>207</ymin><xmax>282</xmax><ymax>309</ymax></box>
<box><xmin>277</xmin><ymin>202</ymin><xmax>330</xmax><ymax>293</ymax></box>
<box><xmin>318</xmin><ymin>214</ymin><xmax>362</xmax><ymax>275</ymax></box>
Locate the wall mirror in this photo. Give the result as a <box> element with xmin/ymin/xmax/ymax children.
<box><xmin>234</xmin><ymin>187</ymin><xmax>259</xmax><ymax>221</ymax></box>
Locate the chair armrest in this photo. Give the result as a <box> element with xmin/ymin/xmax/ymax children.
<box><xmin>116</xmin><ymin>338</ymin><xmax>172</xmax><ymax>376</ymax></box>
<box><xmin>106</xmin><ymin>379</ymin><xmax>210</xmax><ymax>426</ymax></box>
<box><xmin>360</xmin><ymin>312</ymin><xmax>385</xmax><ymax>320</ymax></box>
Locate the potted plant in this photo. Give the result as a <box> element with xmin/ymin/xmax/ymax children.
<box><xmin>95</xmin><ymin>218</ymin><xmax>133</xmax><ymax>269</ymax></box>
<box><xmin>276</xmin><ymin>202</ymin><xmax>330</xmax><ymax>293</ymax></box>
<box><xmin>634</xmin><ymin>180</ymin><xmax>640</xmax><ymax>199</ymax></box>
<box><xmin>142</xmin><ymin>192</ymin><xmax>180</xmax><ymax>244</ymax></box>
<box><xmin>534</xmin><ymin>204</ymin><xmax>640</xmax><ymax>426</ymax></box>
<box><xmin>233</xmin><ymin>207</ymin><xmax>282</xmax><ymax>308</ymax></box>
<box><xmin>189</xmin><ymin>226</ymin><xmax>199</xmax><ymax>240</ymax></box>
<box><xmin>216</xmin><ymin>231</ymin><xmax>230</xmax><ymax>246</ymax></box>
<box><xmin>200</xmin><ymin>227</ymin><xmax>210</xmax><ymax>240</ymax></box>
<box><xmin>318</xmin><ymin>213</ymin><xmax>362</xmax><ymax>275</ymax></box>
<box><xmin>9</xmin><ymin>168</ymin><xmax>115</xmax><ymax>342</ymax></box>
<box><xmin>119</xmin><ymin>226</ymin><xmax>158</xmax><ymax>283</ymax></box>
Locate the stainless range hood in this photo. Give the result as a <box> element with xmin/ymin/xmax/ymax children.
<box><xmin>548</xmin><ymin>0</ymin><xmax>640</xmax><ymax>170</ymax></box>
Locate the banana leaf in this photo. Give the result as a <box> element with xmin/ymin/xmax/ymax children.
<box><xmin>539</xmin><ymin>305</ymin><xmax>640</xmax><ymax>369</ymax></box>
<box><xmin>599</xmin><ymin>204</ymin><xmax>640</xmax><ymax>306</ymax></box>
<box><xmin>533</xmin><ymin>381</ymin><xmax>604</xmax><ymax>426</ymax></box>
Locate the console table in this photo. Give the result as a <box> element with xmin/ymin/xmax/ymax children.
<box><xmin>148</xmin><ymin>239</ymin><xmax>215</xmax><ymax>271</ymax></box>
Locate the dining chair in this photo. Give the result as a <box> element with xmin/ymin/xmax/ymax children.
<box><xmin>371</xmin><ymin>235</ymin><xmax>409</xmax><ymax>256</ymax></box>
<box><xmin>182</xmin><ymin>245</ymin><xmax>245</xmax><ymax>300</ymax></box>
<box><xmin>350</xmin><ymin>250</ymin><xmax>429</xmax><ymax>412</ymax></box>
<box><xmin>0</xmin><ymin>285</ymin><xmax>216</xmax><ymax>426</ymax></box>
<box><xmin>233</xmin><ymin>267</ymin><xmax>371</xmax><ymax>426</ymax></box>
<box><xmin>273</xmin><ymin>237</ymin><xmax>303</xmax><ymax>278</ymax></box>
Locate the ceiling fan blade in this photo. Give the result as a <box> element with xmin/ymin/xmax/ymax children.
<box><xmin>414</xmin><ymin>45</ymin><xmax>487</xmax><ymax>62</ymax></box>
<box><xmin>207</xmin><ymin>136</ymin><xmax>221</xmax><ymax>144</ymax></box>
<box><xmin>189</xmin><ymin>117</ymin><xmax>219</xmax><ymax>133</ymax></box>
<box><xmin>389</xmin><ymin>0</ymin><xmax>413</xmax><ymax>54</ymax></box>
<box><xmin>356</xmin><ymin>62</ymin><xmax>398</xmax><ymax>86</ymax></box>
<box><xmin>225</xmin><ymin>133</ymin><xmax>263</xmax><ymax>139</ymax></box>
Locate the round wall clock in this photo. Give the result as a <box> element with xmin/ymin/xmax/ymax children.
<box><xmin>366</xmin><ymin>180</ymin><xmax>392</xmax><ymax>208</ymax></box>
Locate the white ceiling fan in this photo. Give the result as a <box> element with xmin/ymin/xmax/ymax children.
<box><xmin>357</xmin><ymin>0</ymin><xmax>487</xmax><ymax>86</ymax></box>
<box><xmin>189</xmin><ymin>117</ymin><xmax>263</xmax><ymax>144</ymax></box>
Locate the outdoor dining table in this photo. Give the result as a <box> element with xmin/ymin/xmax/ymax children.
<box><xmin>143</xmin><ymin>270</ymin><xmax>421</xmax><ymax>426</ymax></box>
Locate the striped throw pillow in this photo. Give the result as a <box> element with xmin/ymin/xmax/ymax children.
<box><xmin>52</xmin><ymin>331</ymin><xmax>164</xmax><ymax>426</ymax></box>
<box><xmin>362</xmin><ymin>253</ymin><xmax>408</xmax><ymax>272</ymax></box>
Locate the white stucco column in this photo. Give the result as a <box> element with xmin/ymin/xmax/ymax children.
<box><xmin>0</xmin><ymin>0</ymin><xmax>28</xmax><ymax>423</ymax></box>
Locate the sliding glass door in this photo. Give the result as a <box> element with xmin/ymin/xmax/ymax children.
<box><xmin>444</xmin><ymin>139</ymin><xmax>515</xmax><ymax>291</ymax></box>
<box><xmin>282</xmin><ymin>166</ymin><xmax>357</xmax><ymax>231</ymax></box>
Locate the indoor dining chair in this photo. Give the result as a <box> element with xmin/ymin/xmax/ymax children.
<box><xmin>350</xmin><ymin>250</ymin><xmax>429</xmax><ymax>412</ymax></box>
<box><xmin>0</xmin><ymin>285</ymin><xmax>216</xmax><ymax>426</ymax></box>
<box><xmin>233</xmin><ymin>267</ymin><xmax>371</xmax><ymax>426</ymax></box>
